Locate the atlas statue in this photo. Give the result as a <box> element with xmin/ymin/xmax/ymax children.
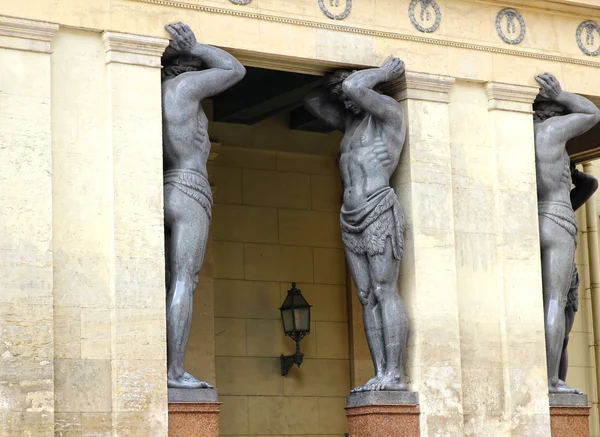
<box><xmin>533</xmin><ymin>72</ymin><xmax>600</xmax><ymax>394</ymax></box>
<box><xmin>305</xmin><ymin>57</ymin><xmax>408</xmax><ymax>392</ymax></box>
<box><xmin>162</xmin><ymin>22</ymin><xmax>246</xmax><ymax>389</ymax></box>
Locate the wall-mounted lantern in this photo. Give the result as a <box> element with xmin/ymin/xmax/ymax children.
<box><xmin>279</xmin><ymin>282</ymin><xmax>311</xmax><ymax>376</ymax></box>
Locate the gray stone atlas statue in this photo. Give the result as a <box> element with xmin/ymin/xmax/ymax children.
<box><xmin>304</xmin><ymin>57</ymin><xmax>408</xmax><ymax>392</ymax></box>
<box><xmin>559</xmin><ymin>162</ymin><xmax>598</xmax><ymax>385</ymax></box>
<box><xmin>162</xmin><ymin>22</ymin><xmax>246</xmax><ymax>389</ymax></box>
<box><xmin>534</xmin><ymin>72</ymin><xmax>600</xmax><ymax>394</ymax></box>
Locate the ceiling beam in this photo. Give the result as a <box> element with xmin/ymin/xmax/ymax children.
<box><xmin>568</xmin><ymin>122</ymin><xmax>600</xmax><ymax>163</ymax></box>
<box><xmin>212</xmin><ymin>67</ymin><xmax>322</xmax><ymax>125</ymax></box>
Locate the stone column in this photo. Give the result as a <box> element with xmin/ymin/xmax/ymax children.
<box><xmin>0</xmin><ymin>16</ymin><xmax>58</xmax><ymax>436</ymax></box>
<box><xmin>392</xmin><ymin>72</ymin><xmax>465</xmax><ymax>436</ymax></box>
<box><xmin>52</xmin><ymin>27</ymin><xmax>114</xmax><ymax>435</ymax></box>
<box><xmin>485</xmin><ymin>82</ymin><xmax>551</xmax><ymax>435</ymax></box>
<box><xmin>102</xmin><ymin>31</ymin><xmax>170</xmax><ymax>436</ymax></box>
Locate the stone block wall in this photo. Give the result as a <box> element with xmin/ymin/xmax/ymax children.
<box><xmin>198</xmin><ymin>139</ymin><xmax>351</xmax><ymax>436</ymax></box>
<box><xmin>51</xmin><ymin>28</ymin><xmax>113</xmax><ymax>436</ymax></box>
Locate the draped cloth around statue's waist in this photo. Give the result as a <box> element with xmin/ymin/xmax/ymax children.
<box><xmin>164</xmin><ymin>169</ymin><xmax>213</xmax><ymax>222</ymax></box>
<box><xmin>340</xmin><ymin>186</ymin><xmax>404</xmax><ymax>260</ymax></box>
<box><xmin>538</xmin><ymin>200</ymin><xmax>577</xmax><ymax>239</ymax></box>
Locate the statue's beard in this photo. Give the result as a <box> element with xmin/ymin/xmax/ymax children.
<box><xmin>162</xmin><ymin>65</ymin><xmax>197</xmax><ymax>79</ymax></box>
<box><xmin>534</xmin><ymin>109</ymin><xmax>563</xmax><ymax>122</ymax></box>
<box><xmin>533</xmin><ymin>101</ymin><xmax>565</xmax><ymax>122</ymax></box>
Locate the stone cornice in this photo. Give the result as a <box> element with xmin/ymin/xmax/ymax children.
<box><xmin>0</xmin><ymin>16</ymin><xmax>58</xmax><ymax>53</ymax></box>
<box><xmin>484</xmin><ymin>82</ymin><xmax>539</xmax><ymax>113</ymax></box>
<box><xmin>226</xmin><ymin>47</ymin><xmax>363</xmax><ymax>76</ymax></box>
<box><xmin>383</xmin><ymin>72</ymin><xmax>455</xmax><ymax>104</ymax></box>
<box><xmin>102</xmin><ymin>31</ymin><xmax>169</xmax><ymax>67</ymax></box>
<box><xmin>470</xmin><ymin>0</ymin><xmax>600</xmax><ymax>18</ymax></box>
<box><xmin>125</xmin><ymin>0</ymin><xmax>600</xmax><ymax>68</ymax></box>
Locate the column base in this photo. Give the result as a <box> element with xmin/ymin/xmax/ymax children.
<box><xmin>345</xmin><ymin>391</ymin><xmax>420</xmax><ymax>437</ymax></box>
<box><xmin>549</xmin><ymin>393</ymin><xmax>590</xmax><ymax>437</ymax></box>
<box><xmin>168</xmin><ymin>388</ymin><xmax>220</xmax><ymax>437</ymax></box>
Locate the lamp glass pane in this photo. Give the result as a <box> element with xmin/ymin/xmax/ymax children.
<box><xmin>294</xmin><ymin>308</ymin><xmax>310</xmax><ymax>332</ymax></box>
<box><xmin>282</xmin><ymin>309</ymin><xmax>294</xmax><ymax>333</ymax></box>
<box><xmin>300</xmin><ymin>307</ymin><xmax>310</xmax><ymax>331</ymax></box>
<box><xmin>293</xmin><ymin>308</ymin><xmax>301</xmax><ymax>332</ymax></box>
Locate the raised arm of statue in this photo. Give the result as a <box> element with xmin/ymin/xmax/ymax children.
<box><xmin>165</xmin><ymin>23</ymin><xmax>246</xmax><ymax>102</ymax></box>
<box><xmin>304</xmin><ymin>86</ymin><xmax>347</xmax><ymax>132</ymax></box>
<box><xmin>341</xmin><ymin>56</ymin><xmax>404</xmax><ymax>123</ymax></box>
<box><xmin>535</xmin><ymin>73</ymin><xmax>600</xmax><ymax>141</ymax></box>
<box><xmin>570</xmin><ymin>161</ymin><xmax>599</xmax><ymax>211</ymax></box>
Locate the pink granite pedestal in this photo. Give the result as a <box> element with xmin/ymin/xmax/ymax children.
<box><xmin>550</xmin><ymin>393</ymin><xmax>590</xmax><ymax>437</ymax></box>
<box><xmin>168</xmin><ymin>389</ymin><xmax>220</xmax><ymax>437</ymax></box>
<box><xmin>345</xmin><ymin>391</ymin><xmax>420</xmax><ymax>437</ymax></box>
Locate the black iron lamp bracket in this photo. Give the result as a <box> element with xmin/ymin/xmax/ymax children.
<box><xmin>280</xmin><ymin>341</ymin><xmax>304</xmax><ymax>376</ymax></box>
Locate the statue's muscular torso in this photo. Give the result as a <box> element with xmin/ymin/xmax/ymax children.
<box><xmin>534</xmin><ymin>121</ymin><xmax>572</xmax><ymax>206</ymax></box>
<box><xmin>340</xmin><ymin>114</ymin><xmax>401</xmax><ymax>210</ymax></box>
<box><xmin>162</xmin><ymin>74</ymin><xmax>211</xmax><ymax>178</ymax></box>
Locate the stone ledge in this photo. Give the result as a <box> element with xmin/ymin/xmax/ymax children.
<box><xmin>549</xmin><ymin>393</ymin><xmax>588</xmax><ymax>407</ymax></box>
<box><xmin>102</xmin><ymin>31</ymin><xmax>169</xmax><ymax>67</ymax></box>
<box><xmin>384</xmin><ymin>72</ymin><xmax>455</xmax><ymax>104</ymax></box>
<box><xmin>168</xmin><ymin>388</ymin><xmax>218</xmax><ymax>403</ymax></box>
<box><xmin>346</xmin><ymin>390</ymin><xmax>419</xmax><ymax>407</ymax></box>
<box><xmin>0</xmin><ymin>16</ymin><xmax>58</xmax><ymax>53</ymax></box>
<box><xmin>484</xmin><ymin>82</ymin><xmax>539</xmax><ymax>113</ymax></box>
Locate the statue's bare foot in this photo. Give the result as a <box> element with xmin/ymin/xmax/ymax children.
<box><xmin>351</xmin><ymin>375</ymin><xmax>383</xmax><ymax>393</ymax></box>
<box><xmin>372</xmin><ymin>374</ymin><xmax>406</xmax><ymax>391</ymax></box>
<box><xmin>549</xmin><ymin>379</ymin><xmax>582</xmax><ymax>395</ymax></box>
<box><xmin>352</xmin><ymin>374</ymin><xmax>406</xmax><ymax>392</ymax></box>
<box><xmin>168</xmin><ymin>371</ymin><xmax>214</xmax><ymax>389</ymax></box>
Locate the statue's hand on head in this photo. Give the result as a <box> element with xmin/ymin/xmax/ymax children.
<box><xmin>535</xmin><ymin>73</ymin><xmax>562</xmax><ymax>101</ymax></box>
<box><xmin>381</xmin><ymin>56</ymin><xmax>405</xmax><ymax>82</ymax></box>
<box><xmin>165</xmin><ymin>22</ymin><xmax>198</xmax><ymax>55</ymax></box>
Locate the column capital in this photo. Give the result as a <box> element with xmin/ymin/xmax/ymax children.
<box><xmin>102</xmin><ymin>31</ymin><xmax>169</xmax><ymax>68</ymax></box>
<box><xmin>484</xmin><ymin>82</ymin><xmax>539</xmax><ymax>114</ymax></box>
<box><xmin>384</xmin><ymin>72</ymin><xmax>455</xmax><ymax>104</ymax></box>
<box><xmin>0</xmin><ymin>16</ymin><xmax>58</xmax><ymax>53</ymax></box>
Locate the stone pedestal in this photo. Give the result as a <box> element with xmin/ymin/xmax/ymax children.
<box><xmin>168</xmin><ymin>389</ymin><xmax>220</xmax><ymax>437</ymax></box>
<box><xmin>345</xmin><ymin>391</ymin><xmax>420</xmax><ymax>437</ymax></box>
<box><xmin>549</xmin><ymin>393</ymin><xmax>590</xmax><ymax>437</ymax></box>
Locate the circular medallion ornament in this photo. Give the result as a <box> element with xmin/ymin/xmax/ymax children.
<box><xmin>576</xmin><ymin>20</ymin><xmax>600</xmax><ymax>56</ymax></box>
<box><xmin>408</xmin><ymin>0</ymin><xmax>441</xmax><ymax>33</ymax></box>
<box><xmin>229</xmin><ymin>0</ymin><xmax>252</xmax><ymax>4</ymax></box>
<box><xmin>495</xmin><ymin>8</ymin><xmax>526</xmax><ymax>44</ymax></box>
<box><xmin>318</xmin><ymin>0</ymin><xmax>352</xmax><ymax>20</ymax></box>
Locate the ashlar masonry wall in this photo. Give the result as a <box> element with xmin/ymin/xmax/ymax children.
<box><xmin>187</xmin><ymin>110</ymin><xmax>352</xmax><ymax>437</ymax></box>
